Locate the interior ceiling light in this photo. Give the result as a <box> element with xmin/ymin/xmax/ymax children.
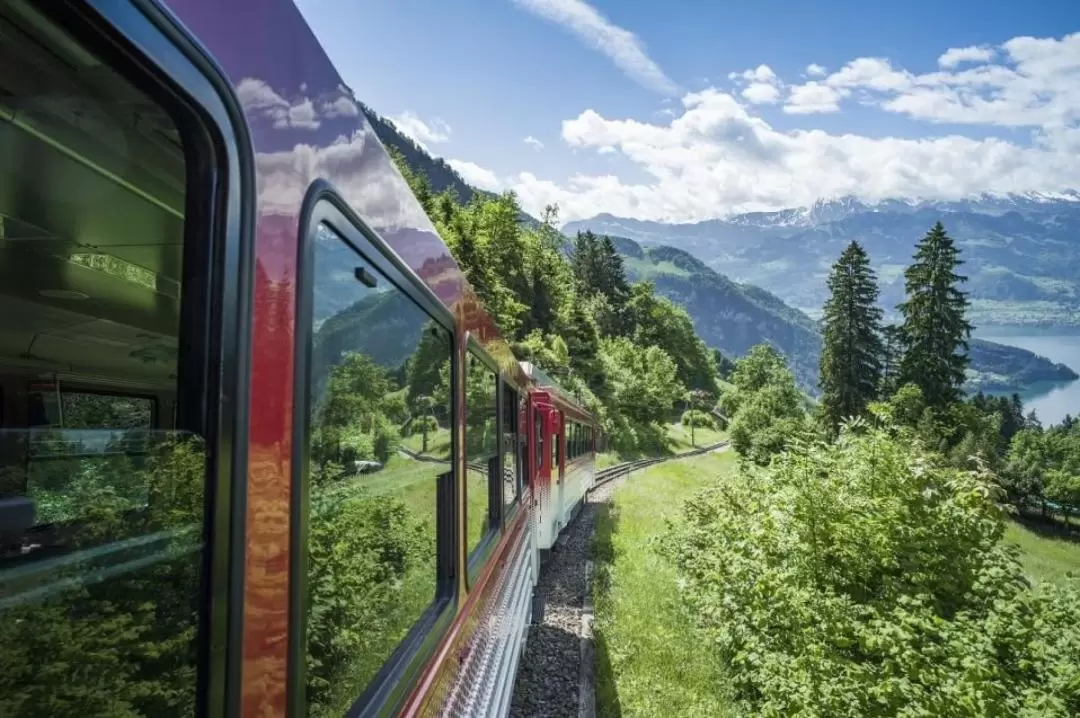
<box><xmin>38</xmin><ymin>289</ymin><xmax>90</xmax><ymax>300</ymax></box>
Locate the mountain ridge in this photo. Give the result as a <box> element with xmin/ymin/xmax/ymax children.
<box><xmin>565</xmin><ymin>194</ymin><xmax>1080</xmax><ymax>328</ymax></box>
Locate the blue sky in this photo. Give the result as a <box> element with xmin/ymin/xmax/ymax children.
<box><xmin>295</xmin><ymin>0</ymin><xmax>1080</xmax><ymax>223</ymax></box>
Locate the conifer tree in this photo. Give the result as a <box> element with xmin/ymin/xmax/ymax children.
<box><xmin>898</xmin><ymin>222</ymin><xmax>972</xmax><ymax>408</ymax></box>
<box><xmin>879</xmin><ymin>323</ymin><xmax>903</xmax><ymax>397</ymax></box>
<box><xmin>819</xmin><ymin>241</ymin><xmax>884</xmax><ymax>432</ymax></box>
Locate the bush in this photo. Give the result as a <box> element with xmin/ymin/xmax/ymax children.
<box><xmin>664</xmin><ymin>424</ymin><xmax>1080</xmax><ymax>717</ymax></box>
<box><xmin>406</xmin><ymin>415</ymin><xmax>440</xmax><ymax>436</ymax></box>
<box><xmin>680</xmin><ymin>409</ymin><xmax>717</xmax><ymax>429</ymax></box>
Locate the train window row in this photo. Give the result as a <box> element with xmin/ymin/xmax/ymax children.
<box><xmin>566</xmin><ymin>420</ymin><xmax>594</xmax><ymax>461</ymax></box>
<box><xmin>298</xmin><ymin>219</ymin><xmax>530</xmax><ymax>714</ymax></box>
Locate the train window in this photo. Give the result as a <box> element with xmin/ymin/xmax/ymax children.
<box><xmin>0</xmin><ymin>7</ymin><xmax>209</xmax><ymax>716</ymax></box>
<box><xmin>534</xmin><ymin>408</ymin><xmax>543</xmax><ymax>473</ymax></box>
<box><xmin>502</xmin><ymin>384</ymin><xmax>519</xmax><ymax>515</ymax></box>
<box><xmin>466</xmin><ymin>350</ymin><xmax>497</xmax><ymax>555</ymax></box>
<box><xmin>302</xmin><ymin>223</ymin><xmax>451</xmax><ymax>715</ymax></box>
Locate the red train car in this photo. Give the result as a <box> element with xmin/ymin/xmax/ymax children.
<box><xmin>0</xmin><ymin>0</ymin><xmax>596</xmax><ymax>716</ymax></box>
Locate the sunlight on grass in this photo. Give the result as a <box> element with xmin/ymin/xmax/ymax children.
<box><xmin>666</xmin><ymin>422</ymin><xmax>726</xmax><ymax>452</ymax></box>
<box><xmin>592</xmin><ymin>452</ymin><xmax>738</xmax><ymax>718</ymax></box>
<box><xmin>1004</xmin><ymin>518</ymin><xmax>1080</xmax><ymax>586</ymax></box>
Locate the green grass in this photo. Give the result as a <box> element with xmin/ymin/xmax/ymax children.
<box><xmin>1003</xmin><ymin>518</ymin><xmax>1080</xmax><ymax>586</ymax></box>
<box><xmin>592</xmin><ymin>452</ymin><xmax>737</xmax><ymax>717</ymax></box>
<box><xmin>666</xmin><ymin>422</ymin><xmax>726</xmax><ymax>452</ymax></box>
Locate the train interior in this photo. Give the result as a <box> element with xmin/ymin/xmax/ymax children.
<box><xmin>0</xmin><ymin>0</ymin><xmax>192</xmax><ymax>549</ymax></box>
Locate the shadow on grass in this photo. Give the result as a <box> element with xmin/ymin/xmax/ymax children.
<box><xmin>1014</xmin><ymin>510</ymin><xmax>1080</xmax><ymax>545</ymax></box>
<box><xmin>591</xmin><ymin>501</ymin><xmax>623</xmax><ymax>718</ymax></box>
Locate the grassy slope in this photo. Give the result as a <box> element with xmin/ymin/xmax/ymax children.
<box><xmin>592</xmin><ymin>452</ymin><xmax>737</xmax><ymax>718</ymax></box>
<box><xmin>1003</xmin><ymin>519</ymin><xmax>1080</xmax><ymax>586</ymax></box>
<box><xmin>596</xmin><ymin>422</ymin><xmax>728</xmax><ymax>468</ymax></box>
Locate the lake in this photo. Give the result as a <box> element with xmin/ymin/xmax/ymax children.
<box><xmin>977</xmin><ymin>332</ymin><xmax>1080</xmax><ymax>426</ymax></box>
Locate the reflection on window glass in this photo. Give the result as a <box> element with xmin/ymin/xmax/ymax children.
<box><xmin>304</xmin><ymin>224</ymin><xmax>450</xmax><ymax>716</ymax></box>
<box><xmin>466</xmin><ymin>352</ymin><xmax>497</xmax><ymax>554</ymax></box>
<box><xmin>0</xmin><ymin>12</ymin><xmax>204</xmax><ymax>716</ymax></box>
<box><xmin>502</xmin><ymin>386</ymin><xmax>518</xmax><ymax>513</ymax></box>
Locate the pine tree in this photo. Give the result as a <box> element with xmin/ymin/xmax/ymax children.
<box><xmin>898</xmin><ymin>222</ymin><xmax>972</xmax><ymax>408</ymax></box>
<box><xmin>819</xmin><ymin>241</ymin><xmax>884</xmax><ymax>432</ymax></box>
<box><xmin>879</xmin><ymin>323</ymin><xmax>903</xmax><ymax>397</ymax></box>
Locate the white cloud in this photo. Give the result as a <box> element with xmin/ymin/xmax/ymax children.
<box><xmin>742</xmin><ymin>82</ymin><xmax>782</xmax><ymax>104</ymax></box>
<box><xmin>388</xmin><ymin>111</ymin><xmax>452</xmax><ymax>150</ymax></box>
<box><xmin>938</xmin><ymin>45</ymin><xmax>995</xmax><ymax>68</ymax></box>
<box><xmin>448</xmin><ymin>159</ymin><xmax>503</xmax><ymax>192</ymax></box>
<box><xmin>496</xmin><ymin>85</ymin><xmax>1080</xmax><ymax>223</ymax></box>
<box><xmin>237</xmin><ymin>78</ymin><xmax>322</xmax><ymax>130</ymax></box>
<box><xmin>511</xmin><ymin>0</ymin><xmax>679</xmax><ymax>95</ymax></box>
<box><xmin>776</xmin><ymin>31</ymin><xmax>1080</xmax><ymax>127</ymax></box>
<box><xmin>525</xmin><ymin>135</ymin><xmax>545</xmax><ymax>150</ymax></box>
<box><xmin>731</xmin><ymin>64</ymin><xmax>782</xmax><ymax>104</ymax></box>
<box><xmin>739</xmin><ymin>64</ymin><xmax>777</xmax><ymax>83</ymax></box>
<box><xmin>806</xmin><ymin>63</ymin><xmax>827</xmax><ymax>76</ymax></box>
<box><xmin>784</xmin><ymin>81</ymin><xmax>846</xmax><ymax>113</ymax></box>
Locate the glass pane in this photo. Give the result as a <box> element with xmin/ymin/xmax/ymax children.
<box><xmin>0</xmin><ymin>8</ymin><xmax>204</xmax><ymax>715</ymax></box>
<box><xmin>466</xmin><ymin>353</ymin><xmax>497</xmax><ymax>553</ymax></box>
<box><xmin>304</xmin><ymin>224</ymin><xmax>449</xmax><ymax>716</ymax></box>
<box><xmin>502</xmin><ymin>386</ymin><xmax>518</xmax><ymax>512</ymax></box>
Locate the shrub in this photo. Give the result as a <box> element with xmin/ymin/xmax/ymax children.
<box><xmin>664</xmin><ymin>424</ymin><xmax>1080</xmax><ymax>717</ymax></box>
<box><xmin>680</xmin><ymin>409</ymin><xmax>717</xmax><ymax>429</ymax></box>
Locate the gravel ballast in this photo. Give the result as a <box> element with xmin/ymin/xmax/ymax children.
<box><xmin>509</xmin><ymin>478</ymin><xmax>623</xmax><ymax>718</ymax></box>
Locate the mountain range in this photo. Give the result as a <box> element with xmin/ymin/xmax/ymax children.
<box><xmin>358</xmin><ymin>107</ymin><xmax>1077</xmax><ymax>396</ymax></box>
<box><xmin>565</xmin><ymin>193</ymin><xmax>1080</xmax><ymax>328</ymax></box>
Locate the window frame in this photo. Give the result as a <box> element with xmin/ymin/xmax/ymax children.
<box><xmin>11</xmin><ymin>3</ymin><xmax>256</xmax><ymax>717</ymax></box>
<box><xmin>465</xmin><ymin>335</ymin><xmax>502</xmax><ymax>585</ymax></box>
<box><xmin>291</xmin><ymin>188</ymin><xmax>458</xmax><ymax>717</ymax></box>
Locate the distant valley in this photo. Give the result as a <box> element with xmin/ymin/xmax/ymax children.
<box><xmin>565</xmin><ymin>193</ymin><xmax>1080</xmax><ymax>329</ymax></box>
<box><xmin>612</xmin><ymin>235</ymin><xmax>1078</xmax><ymax>396</ymax></box>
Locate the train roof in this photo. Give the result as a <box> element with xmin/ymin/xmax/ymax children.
<box><xmin>521</xmin><ymin>362</ymin><xmax>594</xmax><ymax>422</ymax></box>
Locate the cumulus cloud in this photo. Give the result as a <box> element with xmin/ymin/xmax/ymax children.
<box><xmin>497</xmin><ymin>84</ymin><xmax>1080</xmax><ymax>223</ymax></box>
<box><xmin>388</xmin><ymin>111</ymin><xmax>452</xmax><ymax>150</ymax></box>
<box><xmin>511</xmin><ymin>0</ymin><xmax>680</xmax><ymax>95</ymax></box>
<box><xmin>784</xmin><ymin>82</ymin><xmax>846</xmax><ymax>113</ymax></box>
<box><xmin>778</xmin><ymin>31</ymin><xmax>1080</xmax><ymax>127</ymax></box>
<box><xmin>742</xmin><ymin>82</ymin><xmax>782</xmax><ymax>104</ymax></box>
<box><xmin>237</xmin><ymin>78</ymin><xmax>322</xmax><ymax>130</ymax></box>
<box><xmin>525</xmin><ymin>135</ymin><xmax>545</xmax><ymax>150</ymax></box>
<box><xmin>730</xmin><ymin>64</ymin><xmax>783</xmax><ymax>104</ymax></box>
<box><xmin>448</xmin><ymin>159</ymin><xmax>503</xmax><ymax>192</ymax></box>
<box><xmin>938</xmin><ymin>45</ymin><xmax>995</xmax><ymax>68</ymax></box>
<box><xmin>439</xmin><ymin>30</ymin><xmax>1080</xmax><ymax>224</ymax></box>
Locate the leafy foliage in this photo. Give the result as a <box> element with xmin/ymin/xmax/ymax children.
<box><xmin>665</xmin><ymin>425</ymin><xmax>1080</xmax><ymax>717</ymax></box>
<box><xmin>721</xmin><ymin>345</ymin><xmax>808</xmax><ymax>464</ymax></box>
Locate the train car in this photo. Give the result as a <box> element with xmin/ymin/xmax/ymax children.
<box><xmin>0</xmin><ymin>0</ymin><xmax>596</xmax><ymax>716</ymax></box>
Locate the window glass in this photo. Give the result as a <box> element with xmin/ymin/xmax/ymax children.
<box><xmin>535</xmin><ymin>409</ymin><xmax>543</xmax><ymax>473</ymax></box>
<box><xmin>0</xmin><ymin>12</ymin><xmax>206</xmax><ymax>716</ymax></box>
<box><xmin>502</xmin><ymin>385</ymin><xmax>519</xmax><ymax>513</ymax></box>
<box><xmin>304</xmin><ymin>224</ymin><xmax>451</xmax><ymax>715</ymax></box>
<box><xmin>466</xmin><ymin>352</ymin><xmax>497</xmax><ymax>553</ymax></box>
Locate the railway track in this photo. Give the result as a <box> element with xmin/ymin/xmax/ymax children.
<box><xmin>589</xmin><ymin>439</ymin><xmax>729</xmax><ymax>492</ymax></box>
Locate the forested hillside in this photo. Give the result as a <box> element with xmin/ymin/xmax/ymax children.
<box><xmin>389</xmin><ymin>155</ymin><xmax>719</xmax><ymax>455</ymax></box>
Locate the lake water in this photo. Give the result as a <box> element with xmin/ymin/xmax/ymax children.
<box><xmin>977</xmin><ymin>332</ymin><xmax>1080</xmax><ymax>426</ymax></box>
